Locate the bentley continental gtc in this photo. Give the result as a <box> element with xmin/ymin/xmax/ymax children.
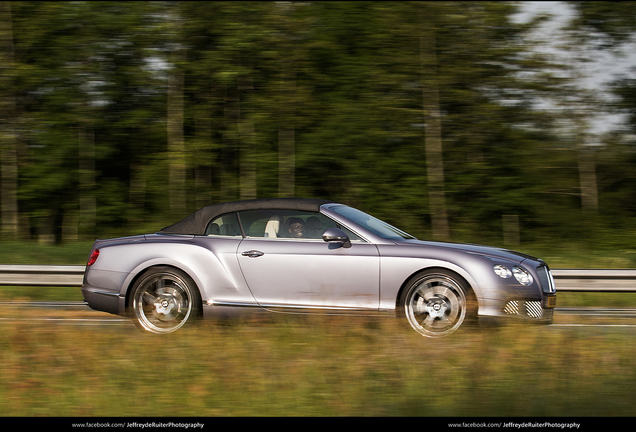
<box><xmin>81</xmin><ymin>198</ymin><xmax>556</xmax><ymax>337</ymax></box>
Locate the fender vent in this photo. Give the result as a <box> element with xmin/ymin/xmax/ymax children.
<box><xmin>525</xmin><ymin>301</ymin><xmax>544</xmax><ymax>318</ymax></box>
<box><xmin>504</xmin><ymin>301</ymin><xmax>519</xmax><ymax>315</ymax></box>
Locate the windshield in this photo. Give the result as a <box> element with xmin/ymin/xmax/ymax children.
<box><xmin>331</xmin><ymin>206</ymin><xmax>416</xmax><ymax>240</ymax></box>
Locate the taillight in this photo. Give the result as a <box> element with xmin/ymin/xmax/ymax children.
<box><xmin>87</xmin><ymin>248</ymin><xmax>100</xmax><ymax>266</ymax></box>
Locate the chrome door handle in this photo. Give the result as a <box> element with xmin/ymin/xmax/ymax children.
<box><xmin>241</xmin><ymin>250</ymin><xmax>264</xmax><ymax>258</ymax></box>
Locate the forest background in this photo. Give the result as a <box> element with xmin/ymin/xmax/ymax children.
<box><xmin>2</xmin><ymin>1</ymin><xmax>636</xmax><ymax>264</ymax></box>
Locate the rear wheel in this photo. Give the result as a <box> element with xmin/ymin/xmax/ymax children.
<box><xmin>129</xmin><ymin>267</ymin><xmax>201</xmax><ymax>334</ymax></box>
<box><xmin>399</xmin><ymin>270</ymin><xmax>474</xmax><ymax>338</ymax></box>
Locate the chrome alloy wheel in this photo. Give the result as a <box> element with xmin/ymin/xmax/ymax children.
<box><xmin>403</xmin><ymin>273</ymin><xmax>469</xmax><ymax>338</ymax></box>
<box><xmin>131</xmin><ymin>268</ymin><xmax>199</xmax><ymax>334</ymax></box>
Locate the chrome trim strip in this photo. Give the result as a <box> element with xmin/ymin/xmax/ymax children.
<box><xmin>85</xmin><ymin>288</ymin><xmax>120</xmax><ymax>298</ymax></box>
<box><xmin>207</xmin><ymin>300</ymin><xmax>261</xmax><ymax>308</ymax></box>
<box><xmin>262</xmin><ymin>304</ymin><xmax>377</xmax><ymax>312</ymax></box>
<box><xmin>536</xmin><ymin>265</ymin><xmax>556</xmax><ymax>294</ymax></box>
<box><xmin>209</xmin><ymin>300</ymin><xmax>378</xmax><ymax>313</ymax></box>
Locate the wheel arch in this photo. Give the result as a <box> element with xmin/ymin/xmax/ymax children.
<box><xmin>394</xmin><ymin>266</ymin><xmax>478</xmax><ymax>311</ymax></box>
<box><xmin>124</xmin><ymin>263</ymin><xmax>203</xmax><ymax>312</ymax></box>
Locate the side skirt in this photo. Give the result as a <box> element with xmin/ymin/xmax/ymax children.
<box><xmin>204</xmin><ymin>300</ymin><xmax>395</xmax><ymax>319</ymax></box>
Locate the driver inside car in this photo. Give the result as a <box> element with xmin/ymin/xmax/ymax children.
<box><xmin>287</xmin><ymin>217</ymin><xmax>305</xmax><ymax>238</ymax></box>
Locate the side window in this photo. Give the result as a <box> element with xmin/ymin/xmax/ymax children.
<box><xmin>337</xmin><ymin>225</ymin><xmax>363</xmax><ymax>242</ymax></box>
<box><xmin>205</xmin><ymin>212</ymin><xmax>242</xmax><ymax>237</ymax></box>
<box><xmin>237</xmin><ymin>210</ymin><xmax>344</xmax><ymax>240</ymax></box>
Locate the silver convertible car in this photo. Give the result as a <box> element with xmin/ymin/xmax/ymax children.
<box><xmin>82</xmin><ymin>198</ymin><xmax>556</xmax><ymax>337</ymax></box>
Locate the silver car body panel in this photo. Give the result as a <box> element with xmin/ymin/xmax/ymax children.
<box><xmin>237</xmin><ymin>238</ymin><xmax>380</xmax><ymax>311</ymax></box>
<box><xmin>82</xmin><ymin>200</ymin><xmax>555</xmax><ymax>323</ymax></box>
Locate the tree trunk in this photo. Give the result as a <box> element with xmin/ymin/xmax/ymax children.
<box><xmin>278</xmin><ymin>67</ymin><xmax>296</xmax><ymax>198</ymax></box>
<box><xmin>275</xmin><ymin>1</ymin><xmax>297</xmax><ymax>199</ymax></box>
<box><xmin>167</xmin><ymin>55</ymin><xmax>186</xmax><ymax>217</ymax></box>
<box><xmin>238</xmin><ymin>117</ymin><xmax>257</xmax><ymax>200</ymax></box>
<box><xmin>78</xmin><ymin>126</ymin><xmax>96</xmax><ymax>239</ymax></box>
<box><xmin>221</xmin><ymin>88</ymin><xmax>239</xmax><ymax>200</ymax></box>
<box><xmin>38</xmin><ymin>209</ymin><xmax>56</xmax><ymax>246</ymax></box>
<box><xmin>238</xmin><ymin>77</ymin><xmax>257</xmax><ymax>200</ymax></box>
<box><xmin>419</xmin><ymin>11</ymin><xmax>450</xmax><ymax>240</ymax></box>
<box><xmin>578</xmin><ymin>143</ymin><xmax>599</xmax><ymax>213</ymax></box>
<box><xmin>194</xmin><ymin>91</ymin><xmax>213</xmax><ymax>208</ymax></box>
<box><xmin>0</xmin><ymin>1</ymin><xmax>19</xmax><ymax>240</ymax></box>
<box><xmin>128</xmin><ymin>161</ymin><xmax>147</xmax><ymax>229</ymax></box>
<box><xmin>278</xmin><ymin>128</ymin><xmax>295</xmax><ymax>198</ymax></box>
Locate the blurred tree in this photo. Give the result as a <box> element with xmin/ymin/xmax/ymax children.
<box><xmin>550</xmin><ymin>33</ymin><xmax>602</xmax><ymax>215</ymax></box>
<box><xmin>418</xmin><ymin>3</ymin><xmax>449</xmax><ymax>240</ymax></box>
<box><xmin>569</xmin><ymin>1</ymin><xmax>636</xmax><ymax>48</ymax></box>
<box><xmin>10</xmin><ymin>1</ymin><xmax>169</xmax><ymax>240</ymax></box>
<box><xmin>357</xmin><ymin>2</ymin><xmax>564</xmax><ymax>240</ymax></box>
<box><xmin>0</xmin><ymin>2</ymin><xmax>19</xmax><ymax>239</ymax></box>
<box><xmin>180</xmin><ymin>1</ymin><xmax>271</xmax><ymax>203</ymax></box>
<box><xmin>0</xmin><ymin>1</ymin><xmax>602</xmax><ymax>245</ymax></box>
<box><xmin>166</xmin><ymin>7</ymin><xmax>187</xmax><ymax>217</ymax></box>
<box><xmin>261</xmin><ymin>2</ymin><xmax>313</xmax><ymax>198</ymax></box>
<box><xmin>568</xmin><ymin>2</ymin><xmax>636</xmax><ymax>221</ymax></box>
<box><xmin>9</xmin><ymin>1</ymin><xmax>100</xmax><ymax>243</ymax></box>
<box><xmin>176</xmin><ymin>1</ymin><xmax>225</xmax><ymax>208</ymax></box>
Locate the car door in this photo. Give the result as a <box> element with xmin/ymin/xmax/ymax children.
<box><xmin>236</xmin><ymin>209</ymin><xmax>380</xmax><ymax>312</ymax></box>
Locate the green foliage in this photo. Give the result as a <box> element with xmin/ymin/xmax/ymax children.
<box><xmin>0</xmin><ymin>241</ymin><xmax>93</xmax><ymax>265</ymax></box>
<box><xmin>570</xmin><ymin>1</ymin><xmax>636</xmax><ymax>47</ymax></box>
<box><xmin>1</xmin><ymin>1</ymin><xmax>636</xmax><ymax>249</ymax></box>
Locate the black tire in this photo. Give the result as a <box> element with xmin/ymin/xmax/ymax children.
<box><xmin>399</xmin><ymin>269</ymin><xmax>475</xmax><ymax>338</ymax></box>
<box><xmin>129</xmin><ymin>266</ymin><xmax>201</xmax><ymax>334</ymax></box>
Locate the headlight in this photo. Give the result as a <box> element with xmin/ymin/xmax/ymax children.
<box><xmin>512</xmin><ymin>266</ymin><xmax>533</xmax><ymax>286</ymax></box>
<box><xmin>493</xmin><ymin>265</ymin><xmax>512</xmax><ymax>279</ymax></box>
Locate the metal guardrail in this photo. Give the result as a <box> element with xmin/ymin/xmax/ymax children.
<box><xmin>0</xmin><ymin>265</ymin><xmax>635</xmax><ymax>292</ymax></box>
<box><xmin>0</xmin><ymin>265</ymin><xmax>85</xmax><ymax>287</ymax></box>
<box><xmin>550</xmin><ymin>269</ymin><xmax>636</xmax><ymax>292</ymax></box>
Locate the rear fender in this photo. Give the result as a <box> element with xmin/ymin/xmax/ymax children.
<box><xmin>88</xmin><ymin>239</ymin><xmax>251</xmax><ymax>309</ymax></box>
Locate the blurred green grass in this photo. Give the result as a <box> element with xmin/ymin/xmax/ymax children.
<box><xmin>0</xmin><ymin>286</ymin><xmax>84</xmax><ymax>302</ymax></box>
<box><xmin>0</xmin><ymin>315</ymin><xmax>634</xmax><ymax>417</ymax></box>
<box><xmin>0</xmin><ymin>241</ymin><xmax>94</xmax><ymax>265</ymax></box>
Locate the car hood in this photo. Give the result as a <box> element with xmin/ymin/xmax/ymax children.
<box><xmin>397</xmin><ymin>239</ymin><xmax>540</xmax><ymax>264</ymax></box>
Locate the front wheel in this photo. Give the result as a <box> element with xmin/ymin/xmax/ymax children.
<box><xmin>129</xmin><ymin>267</ymin><xmax>201</xmax><ymax>334</ymax></box>
<box><xmin>399</xmin><ymin>270</ymin><xmax>474</xmax><ymax>338</ymax></box>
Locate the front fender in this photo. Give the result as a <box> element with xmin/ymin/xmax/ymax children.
<box><xmin>379</xmin><ymin>255</ymin><xmax>484</xmax><ymax>311</ymax></box>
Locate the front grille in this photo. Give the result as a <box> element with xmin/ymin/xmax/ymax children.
<box><xmin>536</xmin><ymin>265</ymin><xmax>556</xmax><ymax>293</ymax></box>
<box><xmin>503</xmin><ymin>300</ymin><xmax>545</xmax><ymax>319</ymax></box>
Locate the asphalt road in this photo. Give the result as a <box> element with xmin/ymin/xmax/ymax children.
<box><xmin>0</xmin><ymin>301</ymin><xmax>130</xmax><ymax>326</ymax></box>
<box><xmin>2</xmin><ymin>301</ymin><xmax>636</xmax><ymax>329</ymax></box>
<box><xmin>550</xmin><ymin>306</ymin><xmax>636</xmax><ymax>328</ymax></box>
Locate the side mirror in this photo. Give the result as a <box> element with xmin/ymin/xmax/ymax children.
<box><xmin>322</xmin><ymin>228</ymin><xmax>352</xmax><ymax>248</ymax></box>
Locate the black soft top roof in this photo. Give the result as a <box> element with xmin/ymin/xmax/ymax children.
<box><xmin>159</xmin><ymin>198</ymin><xmax>333</xmax><ymax>235</ymax></box>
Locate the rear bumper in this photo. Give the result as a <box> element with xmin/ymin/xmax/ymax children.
<box><xmin>82</xmin><ymin>284</ymin><xmax>123</xmax><ymax>316</ymax></box>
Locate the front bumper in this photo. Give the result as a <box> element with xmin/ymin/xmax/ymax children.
<box><xmin>479</xmin><ymin>293</ymin><xmax>556</xmax><ymax>323</ymax></box>
<box><xmin>502</xmin><ymin>295</ymin><xmax>555</xmax><ymax>321</ymax></box>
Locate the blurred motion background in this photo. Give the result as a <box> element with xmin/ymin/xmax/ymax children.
<box><xmin>2</xmin><ymin>1</ymin><xmax>636</xmax><ymax>262</ymax></box>
<box><xmin>3</xmin><ymin>2</ymin><xmax>636</xmax><ymax>419</ymax></box>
